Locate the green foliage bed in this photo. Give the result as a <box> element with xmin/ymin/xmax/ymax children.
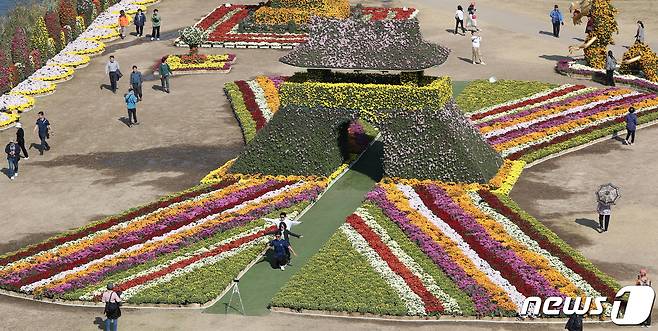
<box><xmin>456</xmin><ymin>80</ymin><xmax>558</xmax><ymax>113</ymax></box>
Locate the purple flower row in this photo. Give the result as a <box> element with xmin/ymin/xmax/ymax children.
<box><xmin>557</xmin><ymin>60</ymin><xmax>658</xmax><ymax>93</ymax></box>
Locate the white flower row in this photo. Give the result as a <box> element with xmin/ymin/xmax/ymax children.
<box><xmin>0</xmin><ymin>112</ymin><xmax>12</xmax><ymax>123</ymax></box>
<box><xmin>354</xmin><ymin>208</ymin><xmax>462</xmax><ymax>314</ymax></box>
<box><xmin>247</xmin><ymin>80</ymin><xmax>274</xmax><ymax>120</ymax></box>
<box><xmin>0</xmin><ymin>94</ymin><xmax>32</xmax><ymax>110</ymax></box>
<box><xmin>10</xmin><ymin>79</ymin><xmax>54</xmax><ymax>95</ymax></box>
<box><xmin>466</xmin><ymin>191</ymin><xmax>601</xmax><ymax>298</ymax></box>
<box><xmin>46</xmin><ymin>53</ymin><xmax>89</xmax><ymax>67</ymax></box>
<box><xmin>500</xmin><ymin>102</ymin><xmax>658</xmax><ymax>156</ymax></box>
<box><xmin>20</xmin><ymin>182</ymin><xmax>303</xmax><ymax>293</ymax></box>
<box><xmin>90</xmin><ymin>11</ymin><xmax>121</xmax><ymax>28</ymax></box>
<box><xmin>108</xmin><ymin>2</ymin><xmax>142</xmax><ymax>14</ymax></box>
<box><xmin>30</xmin><ymin>65</ymin><xmax>73</xmax><ymax>81</ymax></box>
<box><xmin>0</xmin><ymin>183</ymin><xmax>246</xmax><ymax>271</ymax></box>
<box><xmin>470</xmin><ymin>85</ymin><xmax>575</xmax><ymax>117</ymax></box>
<box><xmin>79</xmin><ymin>224</ymin><xmax>270</xmax><ymax>300</ymax></box>
<box><xmin>341</xmin><ymin>223</ymin><xmax>426</xmax><ymax>315</ymax></box>
<box><xmin>397</xmin><ymin>184</ymin><xmax>526</xmax><ymax>310</ymax></box>
<box><xmin>120</xmin><ymin>236</ymin><xmax>268</xmax><ymax>300</ymax></box>
<box><xmin>483</xmin><ymin>91</ymin><xmax>640</xmax><ymax>138</ymax></box>
<box><xmin>472</xmin><ymin>87</ymin><xmax>597</xmax><ymax>125</ymax></box>
<box><xmin>62</xmin><ymin>39</ymin><xmax>104</xmax><ymax>54</ymax></box>
<box><xmin>79</xmin><ymin>26</ymin><xmax>117</xmax><ymax>41</ymax></box>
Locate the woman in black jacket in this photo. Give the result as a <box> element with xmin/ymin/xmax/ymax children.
<box><xmin>15</xmin><ymin>123</ymin><xmax>28</xmax><ymax>159</ymax></box>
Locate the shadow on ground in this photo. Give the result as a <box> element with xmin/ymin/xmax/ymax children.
<box><xmin>27</xmin><ymin>144</ymin><xmax>244</xmax><ymax>191</ymax></box>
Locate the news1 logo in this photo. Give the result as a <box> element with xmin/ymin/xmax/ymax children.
<box><xmin>520</xmin><ymin>286</ymin><xmax>655</xmax><ymax>325</ymax></box>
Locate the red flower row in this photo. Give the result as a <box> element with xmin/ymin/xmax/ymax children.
<box><xmin>347</xmin><ymin>214</ymin><xmax>444</xmax><ymax>313</ymax></box>
<box><xmin>470</xmin><ymin>85</ymin><xmax>586</xmax><ymax>121</ymax></box>
<box><xmin>236</xmin><ymin>80</ymin><xmax>267</xmax><ymax>129</ymax></box>
<box><xmin>506</xmin><ymin>106</ymin><xmax>658</xmax><ymax>160</ymax></box>
<box><xmin>477</xmin><ymin>190</ymin><xmax>618</xmax><ymax>299</ymax></box>
<box><xmin>12</xmin><ymin>181</ymin><xmax>293</xmax><ymax>288</ymax></box>
<box><xmin>0</xmin><ymin>179</ymin><xmax>238</xmax><ymax>267</ymax></box>
<box><xmin>102</xmin><ymin>226</ymin><xmax>276</xmax><ymax>297</ymax></box>
<box><xmin>361</xmin><ymin>7</ymin><xmax>416</xmax><ymax>20</ymax></box>
<box><xmin>197</xmin><ymin>5</ymin><xmax>236</xmax><ymax>30</ymax></box>
<box><xmin>414</xmin><ymin>185</ymin><xmax>537</xmax><ymax>297</ymax></box>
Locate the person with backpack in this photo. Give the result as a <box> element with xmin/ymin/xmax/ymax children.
<box><xmin>102</xmin><ymin>283</ymin><xmax>121</xmax><ymax>331</ymax></box>
<box><xmin>159</xmin><ymin>57</ymin><xmax>172</xmax><ymax>93</ymax></box>
<box><xmin>15</xmin><ymin>122</ymin><xmax>28</xmax><ymax>160</ymax></box>
<box><xmin>150</xmin><ymin>9</ymin><xmax>161</xmax><ymax>40</ymax></box>
<box><xmin>5</xmin><ymin>139</ymin><xmax>21</xmax><ymax>180</ymax></box>
<box><xmin>565</xmin><ymin>313</ymin><xmax>583</xmax><ymax>331</ymax></box>
<box><xmin>134</xmin><ymin>9</ymin><xmax>146</xmax><ymax>37</ymax></box>
<box><xmin>124</xmin><ymin>87</ymin><xmax>139</xmax><ymax>127</ymax></box>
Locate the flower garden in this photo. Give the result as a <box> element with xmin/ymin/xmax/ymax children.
<box><xmin>176</xmin><ymin>2</ymin><xmax>418</xmax><ymax>49</ymax></box>
<box><xmin>0</xmin><ymin>0</ymin><xmax>158</xmax><ymax>130</ymax></box>
<box><xmin>152</xmin><ymin>53</ymin><xmax>237</xmax><ymax>75</ymax></box>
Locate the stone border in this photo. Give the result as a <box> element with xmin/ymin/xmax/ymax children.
<box><xmin>269</xmin><ymin>306</ymin><xmax>612</xmax><ymax>324</ymax></box>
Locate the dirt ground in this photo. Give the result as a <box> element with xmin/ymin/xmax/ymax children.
<box><xmin>0</xmin><ymin>0</ymin><xmax>656</xmax><ymax>330</ymax></box>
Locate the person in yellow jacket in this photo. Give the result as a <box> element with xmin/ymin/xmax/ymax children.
<box><xmin>118</xmin><ymin>10</ymin><xmax>129</xmax><ymax>39</ymax></box>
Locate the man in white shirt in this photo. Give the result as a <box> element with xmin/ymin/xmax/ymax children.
<box><xmin>105</xmin><ymin>56</ymin><xmax>121</xmax><ymax>93</ymax></box>
<box><xmin>471</xmin><ymin>31</ymin><xmax>485</xmax><ymax>65</ymax></box>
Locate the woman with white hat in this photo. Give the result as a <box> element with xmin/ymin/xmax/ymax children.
<box><xmin>15</xmin><ymin>122</ymin><xmax>28</xmax><ymax>160</ymax></box>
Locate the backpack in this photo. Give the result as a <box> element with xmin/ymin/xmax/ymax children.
<box><xmin>104</xmin><ymin>292</ymin><xmax>121</xmax><ymax>319</ymax></box>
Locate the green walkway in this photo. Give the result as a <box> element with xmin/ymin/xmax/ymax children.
<box><xmin>205</xmin><ymin>141</ymin><xmax>384</xmax><ymax>316</ymax></box>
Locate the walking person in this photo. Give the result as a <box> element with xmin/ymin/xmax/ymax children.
<box><xmin>269</xmin><ymin>233</ymin><xmax>297</xmax><ymax>271</ymax></box>
<box><xmin>105</xmin><ymin>55</ymin><xmax>121</xmax><ymax>93</ymax></box>
<box><xmin>455</xmin><ymin>5</ymin><xmax>465</xmax><ymax>35</ymax></box>
<box><xmin>124</xmin><ymin>87</ymin><xmax>138</xmax><ymax>127</ymax></box>
<box><xmin>134</xmin><ymin>9</ymin><xmax>146</xmax><ymax>37</ymax></box>
<box><xmin>605</xmin><ymin>50</ymin><xmax>617</xmax><ymax>86</ymax></box>
<box><xmin>636</xmin><ymin>269</ymin><xmax>652</xmax><ymax>328</ymax></box>
<box><xmin>159</xmin><ymin>56</ymin><xmax>172</xmax><ymax>93</ymax></box>
<box><xmin>635</xmin><ymin>21</ymin><xmax>645</xmax><ymax>44</ymax></box>
<box><xmin>130</xmin><ymin>66</ymin><xmax>143</xmax><ymax>101</ymax></box>
<box><xmin>625</xmin><ymin>107</ymin><xmax>638</xmax><ymax>145</ymax></box>
<box><xmin>150</xmin><ymin>9</ymin><xmax>161</xmax><ymax>41</ymax></box>
<box><xmin>102</xmin><ymin>283</ymin><xmax>121</xmax><ymax>331</ymax></box>
<box><xmin>597</xmin><ymin>199</ymin><xmax>612</xmax><ymax>232</ymax></box>
<box><xmin>15</xmin><ymin>122</ymin><xmax>28</xmax><ymax>160</ymax></box>
<box><xmin>118</xmin><ymin>10</ymin><xmax>129</xmax><ymax>39</ymax></box>
<box><xmin>550</xmin><ymin>4</ymin><xmax>564</xmax><ymax>38</ymax></box>
<box><xmin>5</xmin><ymin>140</ymin><xmax>20</xmax><ymax>180</ymax></box>
<box><xmin>565</xmin><ymin>313</ymin><xmax>583</xmax><ymax>331</ymax></box>
<box><xmin>471</xmin><ymin>30</ymin><xmax>485</xmax><ymax>65</ymax></box>
<box><xmin>34</xmin><ymin>111</ymin><xmax>51</xmax><ymax>153</ymax></box>
<box><xmin>467</xmin><ymin>8</ymin><xmax>478</xmax><ymax>31</ymax></box>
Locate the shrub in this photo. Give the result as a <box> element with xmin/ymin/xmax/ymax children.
<box><xmin>58</xmin><ymin>0</ymin><xmax>78</xmax><ymax>27</ymax></box>
<box><xmin>0</xmin><ymin>50</ymin><xmax>10</xmax><ymax>93</ymax></box>
<box><xmin>11</xmin><ymin>28</ymin><xmax>31</xmax><ymax>80</ymax></box>
<box><xmin>178</xmin><ymin>26</ymin><xmax>209</xmax><ymax>48</ymax></box>
<box><xmin>29</xmin><ymin>49</ymin><xmax>42</xmax><ymax>70</ymax></box>
<box><xmin>46</xmin><ymin>38</ymin><xmax>57</xmax><ymax>59</ymax></box>
<box><xmin>77</xmin><ymin>0</ymin><xmax>95</xmax><ymax>27</ymax></box>
<box><xmin>73</xmin><ymin>16</ymin><xmax>86</xmax><ymax>39</ymax></box>
<box><xmin>230</xmin><ymin>105</ymin><xmax>358</xmax><ymax>176</ymax></box>
<box><xmin>455</xmin><ymin>80</ymin><xmax>557</xmax><ymax>113</ymax></box>
<box><xmin>31</xmin><ymin>17</ymin><xmax>51</xmax><ymax>65</ymax></box>
<box><xmin>44</xmin><ymin>10</ymin><xmax>63</xmax><ymax>50</ymax></box>
<box><xmin>379</xmin><ymin>100</ymin><xmax>502</xmax><ymax>182</ymax></box>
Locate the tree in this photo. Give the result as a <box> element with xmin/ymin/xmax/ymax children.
<box><xmin>58</xmin><ymin>0</ymin><xmax>78</xmax><ymax>27</ymax></box>
<box><xmin>11</xmin><ymin>28</ymin><xmax>32</xmax><ymax>80</ymax></box>
<box><xmin>44</xmin><ymin>10</ymin><xmax>64</xmax><ymax>50</ymax></box>
<box><xmin>77</xmin><ymin>0</ymin><xmax>95</xmax><ymax>26</ymax></box>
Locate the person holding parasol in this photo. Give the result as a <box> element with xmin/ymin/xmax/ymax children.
<box><xmin>596</xmin><ymin>183</ymin><xmax>620</xmax><ymax>232</ymax></box>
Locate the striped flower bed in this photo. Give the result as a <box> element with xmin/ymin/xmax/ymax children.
<box><xmin>468</xmin><ymin>84</ymin><xmax>658</xmax><ymax>162</ymax></box>
<box><xmin>178</xmin><ymin>4</ymin><xmax>419</xmax><ymax>49</ymax></box>
<box><xmin>272</xmin><ymin>178</ymin><xmax>619</xmax><ymax>317</ymax></box>
<box><xmin>0</xmin><ymin>174</ymin><xmax>328</xmax><ymax>305</ymax></box>
<box><xmin>224</xmin><ymin>76</ymin><xmax>288</xmax><ymax>142</ymax></box>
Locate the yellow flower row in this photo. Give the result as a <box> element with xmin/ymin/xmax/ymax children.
<box><xmin>381</xmin><ymin>182</ymin><xmax>518</xmax><ymax>312</ymax></box>
<box><xmin>494</xmin><ymin>96</ymin><xmax>658</xmax><ymax>152</ymax></box>
<box><xmin>479</xmin><ymin>88</ymin><xmax>631</xmax><ymax>133</ymax></box>
<box><xmin>0</xmin><ymin>178</ymin><xmax>269</xmax><ymax>276</ymax></box>
<box><xmin>0</xmin><ymin>112</ymin><xmax>20</xmax><ymax>128</ymax></box>
<box><xmin>488</xmin><ymin>160</ymin><xmax>526</xmax><ymax>195</ymax></box>
<box><xmin>110</xmin><ymin>5</ymin><xmax>146</xmax><ymax>15</ymax></box>
<box><xmin>11</xmin><ymin>82</ymin><xmax>57</xmax><ymax>96</ymax></box>
<box><xmin>34</xmin><ymin>66</ymin><xmax>75</xmax><ymax>82</ymax></box>
<box><xmin>256</xmin><ymin>76</ymin><xmax>281</xmax><ymax>114</ymax></box>
<box><xmin>53</xmin><ymin>55</ymin><xmax>91</xmax><ymax>68</ymax></box>
<box><xmin>4</xmin><ymin>95</ymin><xmax>35</xmax><ymax>113</ymax></box>
<box><xmin>66</xmin><ymin>41</ymin><xmax>106</xmax><ymax>56</ymax></box>
<box><xmin>34</xmin><ymin>180</ymin><xmax>321</xmax><ymax>294</ymax></box>
<box><xmin>166</xmin><ymin>54</ymin><xmax>233</xmax><ymax>71</ymax></box>
<box><xmin>201</xmin><ymin>158</ymin><xmax>236</xmax><ymax>184</ymax></box>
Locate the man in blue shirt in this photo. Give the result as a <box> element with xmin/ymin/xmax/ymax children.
<box><xmin>134</xmin><ymin>9</ymin><xmax>146</xmax><ymax>37</ymax></box>
<box><xmin>269</xmin><ymin>233</ymin><xmax>297</xmax><ymax>271</ymax></box>
<box><xmin>33</xmin><ymin>111</ymin><xmax>50</xmax><ymax>153</ymax></box>
<box><xmin>550</xmin><ymin>5</ymin><xmax>564</xmax><ymax>38</ymax></box>
<box><xmin>130</xmin><ymin>66</ymin><xmax>143</xmax><ymax>101</ymax></box>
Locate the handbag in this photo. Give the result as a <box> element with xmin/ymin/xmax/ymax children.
<box><xmin>116</xmin><ymin>69</ymin><xmax>123</xmax><ymax>80</ymax></box>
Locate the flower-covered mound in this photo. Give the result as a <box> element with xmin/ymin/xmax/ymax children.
<box><xmin>280</xmin><ymin>17</ymin><xmax>450</xmax><ymax>71</ymax></box>
<box><xmin>467</xmin><ymin>83</ymin><xmax>658</xmax><ymax>163</ymax></box>
<box><xmin>557</xmin><ymin>59</ymin><xmax>658</xmax><ymax>93</ymax></box>
<box><xmin>0</xmin><ymin>174</ymin><xmax>331</xmax><ymax>305</ymax></box>
<box><xmin>178</xmin><ymin>3</ymin><xmax>418</xmax><ymax>49</ymax></box>
<box><xmin>272</xmin><ymin>178</ymin><xmax>619</xmax><ymax>317</ymax></box>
